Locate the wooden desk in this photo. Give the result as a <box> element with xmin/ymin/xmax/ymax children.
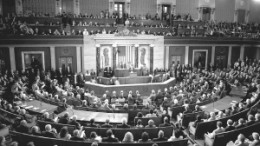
<box><xmin>59</xmin><ymin>109</ymin><xmax>128</xmax><ymax>124</ymax></box>
<box><xmin>85</xmin><ymin>78</ymin><xmax>176</xmax><ymax>96</ymax></box>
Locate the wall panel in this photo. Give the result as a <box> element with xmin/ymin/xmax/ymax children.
<box><xmin>23</xmin><ymin>0</ymin><xmax>55</xmax><ymax>16</ymax></box>
<box><xmin>62</xmin><ymin>0</ymin><xmax>73</xmax><ymax>13</ymax></box>
<box><xmin>231</xmin><ymin>46</ymin><xmax>240</xmax><ymax>67</ymax></box>
<box><xmin>215</xmin><ymin>0</ymin><xmax>235</xmax><ymax>22</ymax></box>
<box><xmin>55</xmin><ymin>47</ymin><xmax>77</xmax><ymax>73</ymax></box>
<box><xmin>188</xmin><ymin>46</ymin><xmax>212</xmax><ymax>68</ymax></box>
<box><xmin>80</xmin><ymin>0</ymin><xmax>109</xmax><ymax>16</ymax></box>
<box><xmin>14</xmin><ymin>47</ymin><xmax>51</xmax><ymax>71</ymax></box>
<box><xmin>0</xmin><ymin>47</ymin><xmax>10</xmax><ymax>72</ymax></box>
<box><xmin>249</xmin><ymin>0</ymin><xmax>260</xmax><ymax>23</ymax></box>
<box><xmin>130</xmin><ymin>0</ymin><xmax>157</xmax><ymax>17</ymax></box>
<box><xmin>176</xmin><ymin>0</ymin><xmax>199</xmax><ymax>20</ymax></box>
<box><xmin>168</xmin><ymin>46</ymin><xmax>185</xmax><ymax>68</ymax></box>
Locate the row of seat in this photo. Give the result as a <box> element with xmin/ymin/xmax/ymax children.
<box><xmin>37</xmin><ymin>120</ymin><xmax>173</xmax><ymax>141</ymax></box>
<box><xmin>10</xmin><ymin>130</ymin><xmax>189</xmax><ymax>146</ymax></box>
<box><xmin>190</xmin><ymin>97</ymin><xmax>260</xmax><ymax>140</ymax></box>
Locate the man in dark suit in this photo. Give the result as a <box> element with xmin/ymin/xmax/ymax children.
<box><xmin>16</xmin><ymin>120</ymin><xmax>30</xmax><ymax>134</ymax></box>
<box><xmin>225</xmin><ymin>119</ymin><xmax>235</xmax><ymax>132</ymax></box>
<box><xmin>70</xmin><ymin>129</ymin><xmax>84</xmax><ymax>141</ymax></box>
<box><xmin>56</xmin><ymin>67</ymin><xmax>64</xmax><ymax>84</ymax></box>
<box><xmin>116</xmin><ymin>118</ymin><xmax>130</xmax><ymax>128</ymax></box>
<box><xmin>245</xmin><ymin>115</ymin><xmax>255</xmax><ymax>126</ymax></box>
<box><xmin>101</xmin><ymin>119</ymin><xmax>113</xmax><ymax>128</ymax></box>
<box><xmin>153</xmin><ymin>130</ymin><xmax>168</xmax><ymax>141</ymax></box>
<box><xmin>42</xmin><ymin>124</ymin><xmax>56</xmax><ymax>138</ymax></box>
<box><xmin>235</xmin><ymin>118</ymin><xmax>245</xmax><ymax>129</ymax></box>
<box><xmin>102</xmin><ymin>129</ymin><xmax>119</xmax><ymax>142</ymax></box>
<box><xmin>159</xmin><ymin>117</ymin><xmax>172</xmax><ymax>127</ymax></box>
<box><xmin>87</xmin><ymin>118</ymin><xmax>99</xmax><ymax>128</ymax></box>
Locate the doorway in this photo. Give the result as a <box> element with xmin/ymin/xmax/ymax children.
<box><xmin>59</xmin><ymin>57</ymin><xmax>73</xmax><ymax>73</ymax></box>
<box><xmin>114</xmin><ymin>2</ymin><xmax>125</xmax><ymax>24</ymax></box>
<box><xmin>202</xmin><ymin>7</ymin><xmax>211</xmax><ymax>21</ymax></box>
<box><xmin>162</xmin><ymin>4</ymin><xmax>171</xmax><ymax>21</ymax></box>
<box><xmin>237</xmin><ymin>9</ymin><xmax>246</xmax><ymax>23</ymax></box>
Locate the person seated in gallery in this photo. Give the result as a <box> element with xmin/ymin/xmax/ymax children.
<box><xmin>101</xmin><ymin>119</ymin><xmax>113</xmax><ymax>128</ymax></box>
<box><xmin>206</xmin><ymin>121</ymin><xmax>225</xmax><ymax>139</ymax></box>
<box><xmin>114</xmin><ymin>78</ymin><xmax>120</xmax><ymax>85</ymax></box>
<box><xmin>117</xmin><ymin>118</ymin><xmax>130</xmax><ymax>128</ymax></box>
<box><xmin>127</xmin><ymin>94</ymin><xmax>135</xmax><ymax>105</ymax></box>
<box><xmin>118</xmin><ymin>90</ymin><xmax>126</xmax><ymax>102</ymax></box>
<box><xmin>136</xmin><ymin>94</ymin><xmax>143</xmax><ymax>105</ymax></box>
<box><xmin>88</xmin><ymin>118</ymin><xmax>99</xmax><ymax>128</ymax></box>
<box><xmin>102</xmin><ymin>129</ymin><xmax>119</xmax><ymax>142</ymax></box>
<box><xmin>110</xmin><ymin>91</ymin><xmax>118</xmax><ymax>104</ymax></box>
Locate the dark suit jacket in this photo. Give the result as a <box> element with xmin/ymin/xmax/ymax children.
<box><xmin>102</xmin><ymin>136</ymin><xmax>119</xmax><ymax>142</ymax></box>
<box><xmin>225</xmin><ymin>125</ymin><xmax>235</xmax><ymax>132</ymax></box>
<box><xmin>42</xmin><ymin>131</ymin><xmax>56</xmax><ymax>138</ymax></box>
<box><xmin>159</xmin><ymin>123</ymin><xmax>172</xmax><ymax>127</ymax></box>
<box><xmin>101</xmin><ymin>124</ymin><xmax>113</xmax><ymax>128</ymax></box>
<box><xmin>153</xmin><ymin>137</ymin><xmax>168</xmax><ymax>141</ymax></box>
<box><xmin>16</xmin><ymin>125</ymin><xmax>29</xmax><ymax>134</ymax></box>
<box><xmin>70</xmin><ymin>136</ymin><xmax>85</xmax><ymax>141</ymax></box>
<box><xmin>116</xmin><ymin>124</ymin><xmax>130</xmax><ymax>128</ymax></box>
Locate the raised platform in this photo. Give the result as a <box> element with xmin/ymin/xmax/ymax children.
<box><xmin>85</xmin><ymin>77</ymin><xmax>176</xmax><ymax>97</ymax></box>
<box><xmin>98</xmin><ymin>76</ymin><xmax>151</xmax><ymax>84</ymax></box>
<box><xmin>59</xmin><ymin>108</ymin><xmax>128</xmax><ymax>124</ymax></box>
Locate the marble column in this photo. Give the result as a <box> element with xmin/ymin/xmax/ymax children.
<box><xmin>185</xmin><ymin>46</ymin><xmax>189</xmax><ymax>65</ymax></box>
<box><xmin>240</xmin><ymin>45</ymin><xmax>245</xmax><ymax>60</ymax></box>
<box><xmin>211</xmin><ymin>46</ymin><xmax>215</xmax><ymax>65</ymax></box>
<box><xmin>76</xmin><ymin>46</ymin><xmax>81</xmax><ymax>73</ymax></box>
<box><xmin>55</xmin><ymin>0</ymin><xmax>62</xmax><ymax>15</ymax></box>
<box><xmin>150</xmin><ymin>44</ymin><xmax>154</xmax><ymax>73</ymax></box>
<box><xmin>50</xmin><ymin>46</ymin><xmax>56</xmax><ymax>70</ymax></box>
<box><xmin>234</xmin><ymin>10</ymin><xmax>238</xmax><ymax>22</ymax></box>
<box><xmin>96</xmin><ymin>44</ymin><xmax>101</xmax><ymax>76</ymax></box>
<box><xmin>0</xmin><ymin>0</ymin><xmax>3</xmax><ymax>15</ymax></box>
<box><xmin>112</xmin><ymin>44</ymin><xmax>117</xmax><ymax>70</ymax></box>
<box><xmin>165</xmin><ymin>46</ymin><xmax>169</xmax><ymax>70</ymax></box>
<box><xmin>228</xmin><ymin>46</ymin><xmax>232</xmax><ymax>68</ymax></box>
<box><xmin>9</xmin><ymin>46</ymin><xmax>16</xmax><ymax>71</ymax></box>
<box><xmin>15</xmin><ymin>0</ymin><xmax>23</xmax><ymax>15</ymax></box>
<box><xmin>73</xmin><ymin>0</ymin><xmax>80</xmax><ymax>16</ymax></box>
<box><xmin>134</xmin><ymin>44</ymin><xmax>139</xmax><ymax>68</ymax></box>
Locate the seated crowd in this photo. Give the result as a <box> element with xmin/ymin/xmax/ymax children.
<box><xmin>1</xmin><ymin>11</ymin><xmax>259</xmax><ymax>38</ymax></box>
<box><xmin>0</xmin><ymin>57</ymin><xmax>259</xmax><ymax>146</ymax></box>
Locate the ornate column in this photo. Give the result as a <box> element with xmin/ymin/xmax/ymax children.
<box><xmin>185</xmin><ymin>46</ymin><xmax>189</xmax><ymax>65</ymax></box>
<box><xmin>55</xmin><ymin>0</ymin><xmax>62</xmax><ymax>15</ymax></box>
<box><xmin>73</xmin><ymin>0</ymin><xmax>80</xmax><ymax>16</ymax></box>
<box><xmin>112</xmin><ymin>44</ymin><xmax>117</xmax><ymax>71</ymax></box>
<box><xmin>9</xmin><ymin>46</ymin><xmax>16</xmax><ymax>72</ymax></box>
<box><xmin>211</xmin><ymin>46</ymin><xmax>215</xmax><ymax>65</ymax></box>
<box><xmin>134</xmin><ymin>44</ymin><xmax>139</xmax><ymax>68</ymax></box>
<box><xmin>210</xmin><ymin>8</ymin><xmax>215</xmax><ymax>21</ymax></box>
<box><xmin>96</xmin><ymin>44</ymin><xmax>101</xmax><ymax>76</ymax></box>
<box><xmin>50</xmin><ymin>46</ymin><xmax>56</xmax><ymax>70</ymax></box>
<box><xmin>76</xmin><ymin>46</ymin><xmax>81</xmax><ymax>73</ymax></box>
<box><xmin>234</xmin><ymin>10</ymin><xmax>238</xmax><ymax>22</ymax></box>
<box><xmin>240</xmin><ymin>45</ymin><xmax>245</xmax><ymax>60</ymax></box>
<box><xmin>15</xmin><ymin>0</ymin><xmax>23</xmax><ymax>15</ymax></box>
<box><xmin>228</xmin><ymin>46</ymin><xmax>232</xmax><ymax>69</ymax></box>
<box><xmin>197</xmin><ymin>7</ymin><xmax>203</xmax><ymax>21</ymax></box>
<box><xmin>150</xmin><ymin>44</ymin><xmax>154</xmax><ymax>73</ymax></box>
<box><xmin>245</xmin><ymin>10</ymin><xmax>250</xmax><ymax>23</ymax></box>
<box><xmin>0</xmin><ymin>0</ymin><xmax>3</xmax><ymax>15</ymax></box>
